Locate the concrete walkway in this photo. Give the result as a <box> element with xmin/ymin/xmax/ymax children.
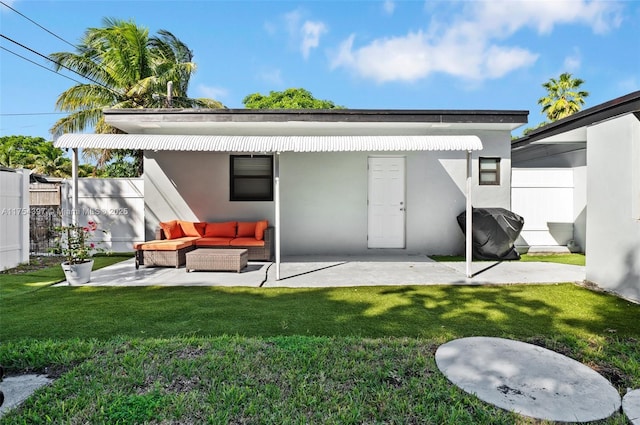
<box><xmin>57</xmin><ymin>255</ymin><xmax>586</xmax><ymax>287</ymax></box>
<box><xmin>435</xmin><ymin>337</ymin><xmax>622</xmax><ymax>422</ymax></box>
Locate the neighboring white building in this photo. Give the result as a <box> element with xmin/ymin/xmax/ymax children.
<box><xmin>0</xmin><ymin>167</ymin><xmax>30</xmax><ymax>270</ymax></box>
<box><xmin>56</xmin><ymin>108</ymin><xmax>527</xmax><ymax>275</ymax></box>
<box><xmin>512</xmin><ymin>91</ymin><xmax>640</xmax><ymax>302</ymax></box>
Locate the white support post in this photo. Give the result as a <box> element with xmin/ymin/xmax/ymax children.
<box><xmin>72</xmin><ymin>148</ymin><xmax>79</xmax><ymax>225</ymax></box>
<box><xmin>274</xmin><ymin>152</ymin><xmax>281</xmax><ymax>280</ymax></box>
<box><xmin>466</xmin><ymin>150</ymin><xmax>473</xmax><ymax>278</ymax></box>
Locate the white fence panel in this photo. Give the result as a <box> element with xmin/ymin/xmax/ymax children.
<box><xmin>0</xmin><ymin>168</ymin><xmax>30</xmax><ymax>269</ymax></box>
<box><xmin>61</xmin><ymin>178</ymin><xmax>144</xmax><ymax>253</ymax></box>
<box><xmin>511</xmin><ymin>169</ymin><xmax>574</xmax><ymax>247</ymax></box>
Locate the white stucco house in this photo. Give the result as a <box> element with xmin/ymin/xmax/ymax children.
<box><xmin>56</xmin><ymin>108</ymin><xmax>527</xmax><ymax>277</ymax></box>
<box><xmin>512</xmin><ymin>91</ymin><xmax>640</xmax><ymax>302</ymax></box>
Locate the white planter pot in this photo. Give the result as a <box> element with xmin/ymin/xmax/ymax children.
<box><xmin>61</xmin><ymin>259</ymin><xmax>94</xmax><ymax>285</ymax></box>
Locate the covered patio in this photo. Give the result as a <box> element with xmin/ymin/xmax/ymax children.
<box><xmin>55</xmin><ymin>108</ymin><xmax>529</xmax><ymax>281</ymax></box>
<box><xmin>57</xmin><ymin>255</ymin><xmax>586</xmax><ymax>288</ymax></box>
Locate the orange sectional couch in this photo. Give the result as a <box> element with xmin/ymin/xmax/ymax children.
<box><xmin>134</xmin><ymin>220</ymin><xmax>272</xmax><ymax>269</ymax></box>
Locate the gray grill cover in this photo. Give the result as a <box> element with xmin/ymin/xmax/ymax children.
<box><xmin>457</xmin><ymin>208</ymin><xmax>524</xmax><ymax>260</ymax></box>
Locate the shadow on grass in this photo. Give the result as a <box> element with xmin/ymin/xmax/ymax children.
<box><xmin>1</xmin><ymin>283</ymin><xmax>638</xmax><ymax>342</ymax></box>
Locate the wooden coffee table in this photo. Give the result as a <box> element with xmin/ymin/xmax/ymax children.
<box><xmin>185</xmin><ymin>248</ymin><xmax>248</xmax><ymax>273</ymax></box>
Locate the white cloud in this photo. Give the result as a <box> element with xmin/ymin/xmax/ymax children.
<box><xmin>330</xmin><ymin>0</ymin><xmax>621</xmax><ymax>83</ymax></box>
<box><xmin>301</xmin><ymin>21</ymin><xmax>327</xmax><ymax>59</ymax></box>
<box><xmin>263</xmin><ymin>21</ymin><xmax>277</xmax><ymax>36</ymax></box>
<box><xmin>258</xmin><ymin>68</ymin><xmax>284</xmax><ymax>86</ymax></box>
<box><xmin>279</xmin><ymin>9</ymin><xmax>328</xmax><ymax>59</ymax></box>
<box><xmin>330</xmin><ymin>30</ymin><xmax>538</xmax><ymax>83</ymax></box>
<box><xmin>284</xmin><ymin>9</ymin><xmax>303</xmax><ymax>36</ymax></box>
<box><xmin>197</xmin><ymin>84</ymin><xmax>228</xmax><ymax>101</ymax></box>
<box><xmin>383</xmin><ymin>0</ymin><xmax>395</xmax><ymax>16</ymax></box>
<box><xmin>483</xmin><ymin>46</ymin><xmax>539</xmax><ymax>79</ymax></box>
<box><xmin>563</xmin><ymin>49</ymin><xmax>582</xmax><ymax>72</ymax></box>
<box><xmin>471</xmin><ymin>0</ymin><xmax>623</xmax><ymax>36</ymax></box>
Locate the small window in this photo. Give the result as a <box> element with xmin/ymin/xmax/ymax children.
<box><xmin>230</xmin><ymin>155</ymin><xmax>273</xmax><ymax>201</ymax></box>
<box><xmin>479</xmin><ymin>157</ymin><xmax>500</xmax><ymax>185</ymax></box>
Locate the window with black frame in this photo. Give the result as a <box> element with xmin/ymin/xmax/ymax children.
<box><xmin>479</xmin><ymin>157</ymin><xmax>500</xmax><ymax>185</ymax></box>
<box><xmin>230</xmin><ymin>155</ymin><xmax>274</xmax><ymax>201</ymax></box>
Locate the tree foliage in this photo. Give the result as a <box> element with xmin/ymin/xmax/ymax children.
<box><xmin>0</xmin><ymin>136</ymin><xmax>73</xmax><ymax>177</ymax></box>
<box><xmin>0</xmin><ymin>135</ymin><xmax>134</xmax><ymax>177</ymax></box>
<box><xmin>49</xmin><ymin>18</ymin><xmax>224</xmax><ymax>176</ymax></box>
<box><xmin>538</xmin><ymin>72</ymin><xmax>589</xmax><ymax>122</ymax></box>
<box><xmin>243</xmin><ymin>88</ymin><xmax>343</xmax><ymax>109</ymax></box>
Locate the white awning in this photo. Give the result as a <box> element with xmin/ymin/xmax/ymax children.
<box><xmin>55</xmin><ymin>134</ymin><xmax>483</xmax><ymax>152</ymax></box>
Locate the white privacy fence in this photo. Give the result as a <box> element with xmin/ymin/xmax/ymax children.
<box><xmin>60</xmin><ymin>178</ymin><xmax>144</xmax><ymax>253</ymax></box>
<box><xmin>0</xmin><ymin>168</ymin><xmax>30</xmax><ymax>270</ymax></box>
<box><xmin>511</xmin><ymin>168</ymin><xmax>586</xmax><ymax>251</ymax></box>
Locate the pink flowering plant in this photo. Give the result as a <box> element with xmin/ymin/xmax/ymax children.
<box><xmin>53</xmin><ymin>221</ymin><xmax>108</xmax><ymax>265</ymax></box>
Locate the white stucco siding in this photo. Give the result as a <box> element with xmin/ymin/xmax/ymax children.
<box><xmin>471</xmin><ymin>131</ymin><xmax>512</xmax><ymax>209</ymax></box>
<box><xmin>143</xmin><ymin>131</ymin><xmax>511</xmax><ymax>256</ymax></box>
<box><xmin>144</xmin><ymin>151</ymin><xmax>275</xmax><ymax>240</ymax></box>
<box><xmin>279</xmin><ymin>148</ymin><xmax>509</xmax><ymax>256</ymax></box>
<box><xmin>573</xmin><ymin>166</ymin><xmax>587</xmax><ymax>251</ymax></box>
<box><xmin>586</xmin><ymin>114</ymin><xmax>640</xmax><ymax>302</ymax></box>
<box><xmin>279</xmin><ymin>152</ymin><xmax>367</xmax><ymax>254</ymax></box>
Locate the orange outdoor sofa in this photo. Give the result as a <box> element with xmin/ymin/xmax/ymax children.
<box><xmin>133</xmin><ymin>220</ymin><xmax>273</xmax><ymax>269</ymax></box>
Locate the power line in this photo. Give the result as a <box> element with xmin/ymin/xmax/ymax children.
<box><xmin>0</xmin><ymin>3</ymin><xmax>151</xmax><ymax>109</ymax></box>
<box><xmin>0</xmin><ymin>45</ymin><xmax>85</xmax><ymax>85</ymax></box>
<box><xmin>0</xmin><ymin>3</ymin><xmax>130</xmax><ymax>96</ymax></box>
<box><xmin>0</xmin><ymin>33</ymin><xmax>126</xmax><ymax>101</ymax></box>
<box><xmin>0</xmin><ymin>1</ymin><xmax>77</xmax><ymax>49</ymax></box>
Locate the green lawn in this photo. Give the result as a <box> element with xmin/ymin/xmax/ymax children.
<box><xmin>0</xmin><ymin>256</ymin><xmax>638</xmax><ymax>424</ymax></box>
<box><xmin>431</xmin><ymin>253</ymin><xmax>586</xmax><ymax>266</ymax></box>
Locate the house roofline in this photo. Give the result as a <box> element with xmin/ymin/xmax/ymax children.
<box><xmin>104</xmin><ymin>107</ymin><xmax>529</xmax><ymax>125</ymax></box>
<box><xmin>512</xmin><ymin>90</ymin><xmax>640</xmax><ymax>148</ymax></box>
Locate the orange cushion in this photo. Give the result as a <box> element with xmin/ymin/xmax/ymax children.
<box><xmin>160</xmin><ymin>220</ymin><xmax>184</xmax><ymax>239</ymax></box>
<box><xmin>134</xmin><ymin>240</ymin><xmax>161</xmax><ymax>250</ymax></box>
<box><xmin>137</xmin><ymin>238</ymin><xmax>196</xmax><ymax>250</ymax></box>
<box><xmin>195</xmin><ymin>237</ymin><xmax>234</xmax><ymax>247</ymax></box>
<box><xmin>179</xmin><ymin>221</ymin><xmax>206</xmax><ymax>237</ymax></box>
<box><xmin>237</xmin><ymin>221</ymin><xmax>257</xmax><ymax>237</ymax></box>
<box><xmin>204</xmin><ymin>221</ymin><xmax>237</xmax><ymax>238</ymax></box>
<box><xmin>255</xmin><ymin>220</ymin><xmax>268</xmax><ymax>241</ymax></box>
<box><xmin>230</xmin><ymin>237</ymin><xmax>265</xmax><ymax>247</ymax></box>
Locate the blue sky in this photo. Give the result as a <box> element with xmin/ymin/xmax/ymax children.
<box><xmin>1</xmin><ymin>0</ymin><xmax>639</xmax><ymax>140</ymax></box>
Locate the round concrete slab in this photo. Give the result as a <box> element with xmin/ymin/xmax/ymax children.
<box><xmin>435</xmin><ymin>337</ymin><xmax>621</xmax><ymax>422</ymax></box>
<box><xmin>0</xmin><ymin>374</ymin><xmax>52</xmax><ymax>418</ymax></box>
<box><xmin>623</xmin><ymin>389</ymin><xmax>640</xmax><ymax>424</ymax></box>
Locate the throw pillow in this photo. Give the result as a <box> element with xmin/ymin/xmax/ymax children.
<box><xmin>255</xmin><ymin>220</ymin><xmax>269</xmax><ymax>241</ymax></box>
<box><xmin>179</xmin><ymin>221</ymin><xmax>206</xmax><ymax>237</ymax></box>
<box><xmin>204</xmin><ymin>221</ymin><xmax>238</xmax><ymax>238</ymax></box>
<box><xmin>237</xmin><ymin>221</ymin><xmax>257</xmax><ymax>237</ymax></box>
<box><xmin>159</xmin><ymin>220</ymin><xmax>184</xmax><ymax>240</ymax></box>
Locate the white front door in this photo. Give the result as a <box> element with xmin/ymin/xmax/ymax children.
<box><xmin>368</xmin><ymin>157</ymin><xmax>406</xmax><ymax>248</ymax></box>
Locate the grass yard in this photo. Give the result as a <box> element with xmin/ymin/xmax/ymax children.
<box><xmin>0</xmin><ymin>255</ymin><xmax>638</xmax><ymax>424</ymax></box>
<box><xmin>430</xmin><ymin>253</ymin><xmax>586</xmax><ymax>266</ymax></box>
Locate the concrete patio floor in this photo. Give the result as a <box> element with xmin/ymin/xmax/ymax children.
<box><xmin>57</xmin><ymin>255</ymin><xmax>586</xmax><ymax>288</ymax></box>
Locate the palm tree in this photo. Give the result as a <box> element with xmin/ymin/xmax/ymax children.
<box><xmin>49</xmin><ymin>18</ymin><xmax>223</xmax><ymax>175</ymax></box>
<box><xmin>538</xmin><ymin>73</ymin><xmax>589</xmax><ymax>122</ymax></box>
<box><xmin>31</xmin><ymin>142</ymin><xmax>72</xmax><ymax>177</ymax></box>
